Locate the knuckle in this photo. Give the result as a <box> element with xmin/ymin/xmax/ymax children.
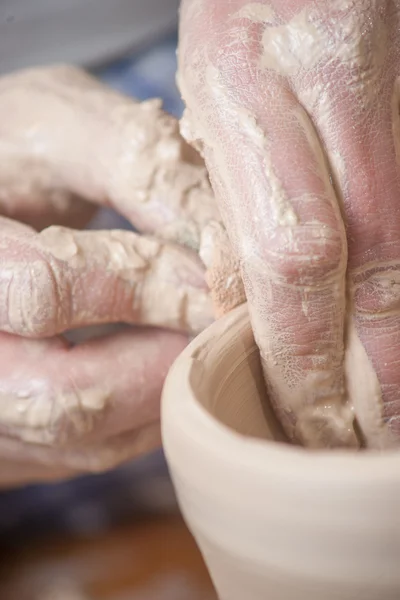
<box><xmin>352</xmin><ymin>263</ymin><xmax>400</xmax><ymax>319</ymax></box>
<box><xmin>5</xmin><ymin>257</ymin><xmax>67</xmax><ymax>336</ymax></box>
<box><xmin>244</xmin><ymin>225</ymin><xmax>344</xmax><ymax>285</ymax></box>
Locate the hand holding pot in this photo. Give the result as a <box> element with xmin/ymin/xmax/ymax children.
<box><xmin>178</xmin><ymin>0</ymin><xmax>400</xmax><ymax>448</ymax></box>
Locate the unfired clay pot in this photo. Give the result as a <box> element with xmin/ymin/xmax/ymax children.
<box><xmin>162</xmin><ymin>303</ymin><xmax>400</xmax><ymax>600</ymax></box>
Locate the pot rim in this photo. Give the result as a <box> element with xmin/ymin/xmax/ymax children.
<box><xmin>162</xmin><ymin>303</ymin><xmax>400</xmax><ymax>487</ymax></box>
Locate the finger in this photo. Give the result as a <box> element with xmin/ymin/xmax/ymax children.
<box><xmin>178</xmin><ymin>1</ymin><xmax>358</xmax><ymax>448</ymax></box>
<box><xmin>0</xmin><ymin>423</ymin><xmax>161</xmax><ymax>482</ymax></box>
<box><xmin>0</xmin><ymin>326</ymin><xmax>186</xmax><ymax>450</ymax></box>
<box><xmin>0</xmin><ymin>156</ymin><xmax>97</xmax><ymax>231</ymax></box>
<box><xmin>296</xmin><ymin>2</ymin><xmax>400</xmax><ymax>447</ymax></box>
<box><xmin>0</xmin><ymin>65</ymin><xmax>219</xmax><ymax>251</ymax></box>
<box><xmin>0</xmin><ymin>218</ymin><xmax>213</xmax><ymax>337</ymax></box>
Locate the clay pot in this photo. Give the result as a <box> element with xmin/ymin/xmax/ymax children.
<box><xmin>162</xmin><ymin>303</ymin><xmax>400</xmax><ymax>600</ymax></box>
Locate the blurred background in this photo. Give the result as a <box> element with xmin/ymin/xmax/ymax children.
<box><xmin>0</xmin><ymin>2</ymin><xmax>216</xmax><ymax>598</ymax></box>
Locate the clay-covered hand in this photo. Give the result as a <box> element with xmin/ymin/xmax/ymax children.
<box><xmin>0</xmin><ymin>65</ymin><xmax>241</xmax><ymax>487</ymax></box>
<box><xmin>179</xmin><ymin>0</ymin><xmax>400</xmax><ymax>449</ymax></box>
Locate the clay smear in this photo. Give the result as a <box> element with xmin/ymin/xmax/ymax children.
<box><xmin>0</xmin><ymin>379</ymin><xmax>110</xmax><ymax>445</ymax></box>
<box><xmin>200</xmin><ymin>221</ymin><xmax>244</xmax><ymax>317</ymax></box>
<box><xmin>252</xmin><ymin>0</ymin><xmax>388</xmax><ymax>86</ymax></box>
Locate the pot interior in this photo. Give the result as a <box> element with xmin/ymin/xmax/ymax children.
<box><xmin>189</xmin><ymin>308</ymin><xmax>288</xmax><ymax>444</ymax></box>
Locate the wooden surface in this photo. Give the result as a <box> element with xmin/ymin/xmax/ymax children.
<box><xmin>0</xmin><ymin>515</ymin><xmax>217</xmax><ymax>600</ymax></box>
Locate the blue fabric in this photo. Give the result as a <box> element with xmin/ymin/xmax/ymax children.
<box><xmin>0</xmin><ymin>34</ymin><xmax>183</xmax><ymax>539</ymax></box>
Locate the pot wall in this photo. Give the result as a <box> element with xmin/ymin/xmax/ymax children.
<box><xmin>162</xmin><ymin>304</ymin><xmax>400</xmax><ymax>600</ymax></box>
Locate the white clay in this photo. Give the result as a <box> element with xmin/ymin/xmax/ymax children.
<box><xmin>162</xmin><ymin>304</ymin><xmax>400</xmax><ymax>600</ymax></box>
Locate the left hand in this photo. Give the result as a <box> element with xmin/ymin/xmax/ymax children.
<box><xmin>0</xmin><ymin>65</ymin><xmax>243</xmax><ymax>486</ymax></box>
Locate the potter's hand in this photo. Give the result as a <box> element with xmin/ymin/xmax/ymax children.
<box><xmin>179</xmin><ymin>0</ymin><xmax>400</xmax><ymax>448</ymax></box>
<box><xmin>0</xmin><ymin>65</ymin><xmax>223</xmax><ymax>487</ymax></box>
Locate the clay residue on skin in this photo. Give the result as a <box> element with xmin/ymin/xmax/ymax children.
<box><xmin>233</xmin><ymin>103</ymin><xmax>299</xmax><ymax>227</ymax></box>
<box><xmin>201</xmin><ymin>63</ymin><xmax>298</xmax><ymax>231</ymax></box>
<box><xmin>261</xmin><ymin>9</ymin><xmax>324</xmax><ymax>74</ymax></box>
<box><xmin>200</xmin><ymin>221</ymin><xmax>245</xmax><ymax>317</ymax></box>
<box><xmin>0</xmin><ymin>65</ymin><xmax>220</xmax><ymax>252</ymax></box>
<box><xmin>232</xmin><ymin>3</ymin><xmax>276</xmax><ymax>23</ymax></box>
<box><xmin>260</xmin><ymin>1</ymin><xmax>388</xmax><ymax>84</ymax></box>
<box><xmin>0</xmin><ymin>215</ymin><xmax>214</xmax><ymax>339</ymax></box>
<box><xmin>0</xmin><ymin>379</ymin><xmax>110</xmax><ymax>445</ymax></box>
